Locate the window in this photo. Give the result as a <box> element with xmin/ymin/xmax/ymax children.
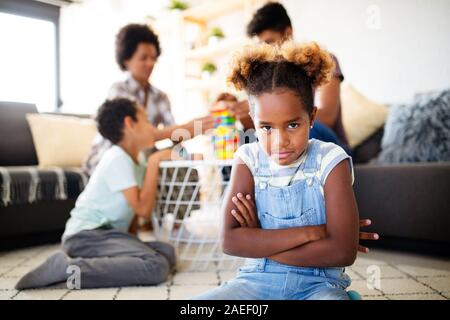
<box><xmin>0</xmin><ymin>0</ymin><xmax>61</xmax><ymax>112</ymax></box>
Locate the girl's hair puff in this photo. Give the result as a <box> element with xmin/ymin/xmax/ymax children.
<box><xmin>227</xmin><ymin>41</ymin><xmax>334</xmax><ymax>114</ymax></box>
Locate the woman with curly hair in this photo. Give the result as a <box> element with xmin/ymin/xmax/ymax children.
<box><xmin>193</xmin><ymin>41</ymin><xmax>367</xmax><ymax>300</ymax></box>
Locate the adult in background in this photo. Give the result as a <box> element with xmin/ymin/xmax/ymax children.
<box><xmin>84</xmin><ymin>23</ymin><xmax>214</xmax><ymax>176</ymax></box>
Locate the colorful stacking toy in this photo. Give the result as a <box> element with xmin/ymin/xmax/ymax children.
<box><xmin>211</xmin><ymin>104</ymin><xmax>240</xmax><ymax>160</ymax></box>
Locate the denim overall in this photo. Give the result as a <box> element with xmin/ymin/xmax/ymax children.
<box><xmin>193</xmin><ymin>141</ymin><xmax>352</xmax><ymax>300</ymax></box>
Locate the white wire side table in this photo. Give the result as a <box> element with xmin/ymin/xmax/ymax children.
<box><xmin>151</xmin><ymin>160</ymin><xmax>245</xmax><ymax>271</ymax></box>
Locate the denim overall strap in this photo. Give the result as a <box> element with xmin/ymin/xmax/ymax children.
<box><xmin>254</xmin><ymin>145</ymin><xmax>272</xmax><ymax>190</ymax></box>
<box><xmin>302</xmin><ymin>140</ymin><xmax>321</xmax><ymax>186</ymax></box>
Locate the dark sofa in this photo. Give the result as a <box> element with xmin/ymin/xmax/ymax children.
<box><xmin>1</xmin><ymin>101</ymin><xmax>449</xmax><ymax>256</ymax></box>
<box><xmin>0</xmin><ymin>101</ymin><xmax>86</xmax><ymax>250</ymax></box>
<box><xmin>353</xmin><ymin>129</ymin><xmax>450</xmax><ymax>256</ymax></box>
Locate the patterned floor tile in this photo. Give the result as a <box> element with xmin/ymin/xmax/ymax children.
<box><xmin>0</xmin><ymin>290</ymin><xmax>18</xmax><ymax>300</ymax></box>
<box><xmin>362</xmin><ymin>295</ymin><xmax>389</xmax><ymax>300</ymax></box>
<box><xmin>379</xmin><ymin>278</ymin><xmax>434</xmax><ymax>295</ymax></box>
<box><xmin>14</xmin><ymin>289</ymin><xmax>68</xmax><ymax>300</ymax></box>
<box><xmin>418</xmin><ymin>277</ymin><xmax>450</xmax><ymax>293</ymax></box>
<box><xmin>0</xmin><ymin>256</ymin><xmax>28</xmax><ymax>268</ymax></box>
<box><xmin>20</xmin><ymin>256</ymin><xmax>51</xmax><ymax>268</ymax></box>
<box><xmin>0</xmin><ymin>277</ymin><xmax>19</xmax><ymax>290</ymax></box>
<box><xmin>347</xmin><ymin>279</ymin><xmax>383</xmax><ymax>296</ymax></box>
<box><xmin>353</xmin><ymin>255</ymin><xmax>388</xmax><ymax>267</ymax></box>
<box><xmin>396</xmin><ymin>265</ymin><xmax>450</xmax><ymax>277</ymax></box>
<box><xmin>0</xmin><ymin>243</ymin><xmax>448</xmax><ymax>300</ymax></box>
<box><xmin>2</xmin><ymin>266</ymin><xmax>33</xmax><ymax>278</ymax></box>
<box><xmin>386</xmin><ymin>293</ymin><xmax>446</xmax><ymax>300</ymax></box>
<box><xmin>351</xmin><ymin>264</ymin><xmax>407</xmax><ymax>279</ymax></box>
<box><xmin>0</xmin><ymin>267</ymin><xmax>12</xmax><ymax>277</ymax></box>
<box><xmin>176</xmin><ymin>260</ymin><xmax>219</xmax><ymax>273</ymax></box>
<box><xmin>172</xmin><ymin>271</ymin><xmax>219</xmax><ymax>286</ymax></box>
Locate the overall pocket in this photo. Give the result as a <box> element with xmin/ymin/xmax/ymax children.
<box><xmin>259</xmin><ymin>208</ymin><xmax>317</xmax><ymax>229</ymax></box>
<box><xmin>256</xmin><ymin>181</ymin><xmax>307</xmax><ymax>216</ymax></box>
<box><xmin>255</xmin><ymin>180</ymin><xmax>318</xmax><ymax>228</ymax></box>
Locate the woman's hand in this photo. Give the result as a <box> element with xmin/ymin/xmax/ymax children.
<box><xmin>186</xmin><ymin>115</ymin><xmax>215</xmax><ymax>136</ymax></box>
<box><xmin>358</xmin><ymin>219</ymin><xmax>379</xmax><ymax>253</ymax></box>
<box><xmin>227</xmin><ymin>101</ymin><xmax>254</xmax><ymax>129</ymax></box>
<box><xmin>227</xmin><ymin>100</ymin><xmax>250</xmax><ymax>120</ymax></box>
<box><xmin>230</xmin><ymin>193</ymin><xmax>260</xmax><ymax>228</ymax></box>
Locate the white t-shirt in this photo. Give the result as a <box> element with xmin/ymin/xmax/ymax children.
<box><xmin>62</xmin><ymin>145</ymin><xmax>145</xmax><ymax>241</ymax></box>
<box><xmin>234</xmin><ymin>139</ymin><xmax>354</xmax><ymax>188</ymax></box>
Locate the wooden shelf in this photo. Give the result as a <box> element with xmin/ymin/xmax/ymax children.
<box><xmin>185</xmin><ymin>38</ymin><xmax>248</xmax><ymax>61</ymax></box>
<box><xmin>181</xmin><ymin>0</ymin><xmax>246</xmax><ymax>25</ymax></box>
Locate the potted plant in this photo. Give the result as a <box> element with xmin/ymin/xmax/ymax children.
<box><xmin>167</xmin><ymin>0</ymin><xmax>189</xmax><ymax>11</ymax></box>
<box><xmin>201</xmin><ymin>62</ymin><xmax>217</xmax><ymax>79</ymax></box>
<box><xmin>208</xmin><ymin>26</ymin><xmax>225</xmax><ymax>45</ymax></box>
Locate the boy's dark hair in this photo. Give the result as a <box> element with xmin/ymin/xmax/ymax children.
<box><xmin>115</xmin><ymin>24</ymin><xmax>161</xmax><ymax>71</ymax></box>
<box><xmin>228</xmin><ymin>41</ymin><xmax>334</xmax><ymax>115</ymax></box>
<box><xmin>246</xmin><ymin>2</ymin><xmax>292</xmax><ymax>37</ymax></box>
<box><xmin>96</xmin><ymin>98</ymin><xmax>138</xmax><ymax>144</ymax></box>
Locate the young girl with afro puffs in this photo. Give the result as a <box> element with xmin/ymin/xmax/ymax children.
<box><xmin>193</xmin><ymin>41</ymin><xmax>366</xmax><ymax>300</ymax></box>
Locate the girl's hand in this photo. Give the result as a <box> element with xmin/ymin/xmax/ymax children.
<box><xmin>358</xmin><ymin>219</ymin><xmax>379</xmax><ymax>253</ymax></box>
<box><xmin>231</xmin><ymin>193</ymin><xmax>260</xmax><ymax>228</ymax></box>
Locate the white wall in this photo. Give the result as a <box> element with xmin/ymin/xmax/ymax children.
<box><xmin>59</xmin><ymin>0</ymin><xmax>170</xmax><ymax>114</ymax></box>
<box><xmin>60</xmin><ymin>0</ymin><xmax>450</xmax><ymax>116</ymax></box>
<box><xmin>283</xmin><ymin>0</ymin><xmax>450</xmax><ymax>103</ymax></box>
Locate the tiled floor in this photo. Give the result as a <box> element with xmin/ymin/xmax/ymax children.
<box><xmin>0</xmin><ymin>235</ymin><xmax>449</xmax><ymax>300</ymax></box>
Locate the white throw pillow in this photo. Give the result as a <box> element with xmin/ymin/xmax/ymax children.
<box><xmin>341</xmin><ymin>83</ymin><xmax>388</xmax><ymax>148</ymax></box>
<box><xmin>26</xmin><ymin>113</ymin><xmax>97</xmax><ymax>167</ymax></box>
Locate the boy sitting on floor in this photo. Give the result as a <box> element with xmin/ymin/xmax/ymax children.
<box><xmin>16</xmin><ymin>98</ymin><xmax>176</xmax><ymax>289</ymax></box>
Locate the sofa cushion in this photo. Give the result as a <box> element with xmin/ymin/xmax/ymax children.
<box><xmin>26</xmin><ymin>113</ymin><xmax>97</xmax><ymax>167</ymax></box>
<box><xmin>0</xmin><ymin>101</ymin><xmax>39</xmax><ymax>166</ymax></box>
<box><xmin>377</xmin><ymin>89</ymin><xmax>450</xmax><ymax>163</ymax></box>
<box><xmin>0</xmin><ymin>166</ymin><xmax>88</xmax><ymax>206</ymax></box>
<box><xmin>341</xmin><ymin>83</ymin><xmax>388</xmax><ymax>148</ymax></box>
